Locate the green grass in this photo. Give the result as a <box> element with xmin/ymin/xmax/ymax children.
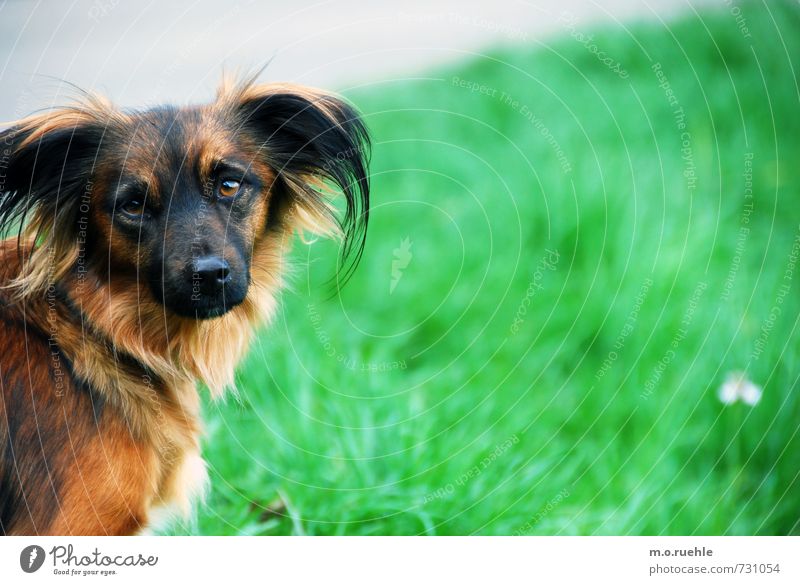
<box><xmin>171</xmin><ymin>1</ymin><xmax>800</xmax><ymax>535</ymax></box>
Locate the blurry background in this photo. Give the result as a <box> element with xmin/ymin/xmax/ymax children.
<box><xmin>1</xmin><ymin>0</ymin><xmax>799</xmax><ymax>535</ymax></box>
<box><xmin>0</xmin><ymin>0</ymin><xmax>717</xmax><ymax>112</ymax></box>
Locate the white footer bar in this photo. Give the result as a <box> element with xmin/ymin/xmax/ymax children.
<box><xmin>1</xmin><ymin>536</ymin><xmax>797</xmax><ymax>584</ymax></box>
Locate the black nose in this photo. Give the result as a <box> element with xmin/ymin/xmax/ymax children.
<box><xmin>192</xmin><ymin>256</ymin><xmax>231</xmax><ymax>294</ymax></box>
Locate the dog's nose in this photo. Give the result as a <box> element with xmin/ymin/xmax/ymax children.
<box><xmin>192</xmin><ymin>256</ymin><xmax>231</xmax><ymax>294</ymax></box>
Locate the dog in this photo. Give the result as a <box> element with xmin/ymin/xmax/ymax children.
<box><xmin>0</xmin><ymin>75</ymin><xmax>370</xmax><ymax>535</ymax></box>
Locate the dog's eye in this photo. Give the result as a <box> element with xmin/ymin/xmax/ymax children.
<box><xmin>218</xmin><ymin>179</ymin><xmax>241</xmax><ymax>198</ymax></box>
<box><xmin>120</xmin><ymin>199</ymin><xmax>145</xmax><ymax>216</ymax></box>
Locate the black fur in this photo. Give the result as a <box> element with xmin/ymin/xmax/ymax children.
<box><xmin>0</xmin><ymin>118</ymin><xmax>106</xmax><ymax>240</ymax></box>
<box><xmin>236</xmin><ymin>91</ymin><xmax>371</xmax><ymax>280</ymax></box>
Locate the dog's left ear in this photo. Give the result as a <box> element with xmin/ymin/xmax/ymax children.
<box><xmin>228</xmin><ymin>82</ymin><xmax>371</xmax><ymax>276</ymax></box>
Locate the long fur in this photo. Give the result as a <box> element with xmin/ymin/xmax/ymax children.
<box><xmin>0</xmin><ymin>76</ymin><xmax>370</xmax><ymax>534</ymax></box>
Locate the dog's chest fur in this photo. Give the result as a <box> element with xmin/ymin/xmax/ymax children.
<box><xmin>0</xmin><ymin>236</ymin><xmax>282</xmax><ymax>533</ymax></box>
<box><xmin>63</xmin><ymin>237</ymin><xmax>282</xmax><ymax>530</ymax></box>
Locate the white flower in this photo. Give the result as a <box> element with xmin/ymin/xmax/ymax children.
<box><xmin>718</xmin><ymin>372</ymin><xmax>762</xmax><ymax>406</ymax></box>
<box><xmin>718</xmin><ymin>376</ymin><xmax>740</xmax><ymax>405</ymax></box>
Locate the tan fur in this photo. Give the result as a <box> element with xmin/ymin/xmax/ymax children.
<box><xmin>3</xmin><ymin>225</ymin><xmax>293</xmax><ymax>530</ymax></box>
<box><xmin>0</xmin><ymin>76</ymin><xmax>365</xmax><ymax>533</ymax></box>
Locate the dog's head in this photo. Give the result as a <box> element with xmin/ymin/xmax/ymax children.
<box><xmin>0</xmin><ymin>78</ymin><xmax>369</xmax><ymax>319</ymax></box>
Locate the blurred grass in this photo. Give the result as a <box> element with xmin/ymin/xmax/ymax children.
<box><xmin>171</xmin><ymin>1</ymin><xmax>800</xmax><ymax>535</ymax></box>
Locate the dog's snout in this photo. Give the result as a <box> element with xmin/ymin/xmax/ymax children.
<box><xmin>192</xmin><ymin>256</ymin><xmax>232</xmax><ymax>293</ymax></box>
<box><xmin>167</xmin><ymin>251</ymin><xmax>247</xmax><ymax>318</ymax></box>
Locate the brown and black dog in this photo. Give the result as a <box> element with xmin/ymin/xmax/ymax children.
<box><xmin>0</xmin><ymin>76</ymin><xmax>370</xmax><ymax>535</ymax></box>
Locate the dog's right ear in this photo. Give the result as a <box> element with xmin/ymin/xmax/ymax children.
<box><xmin>0</xmin><ymin>102</ymin><xmax>120</xmax><ymax>296</ymax></box>
<box><xmin>0</xmin><ymin>106</ymin><xmax>110</xmax><ymax>240</ymax></box>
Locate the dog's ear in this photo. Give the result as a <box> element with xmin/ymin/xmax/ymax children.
<box><xmin>0</xmin><ymin>104</ymin><xmax>114</xmax><ymax>295</ymax></box>
<box><xmin>227</xmin><ymin>82</ymin><xmax>371</xmax><ymax>278</ymax></box>
<box><xmin>0</xmin><ymin>107</ymin><xmax>108</xmax><ymax>240</ymax></box>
